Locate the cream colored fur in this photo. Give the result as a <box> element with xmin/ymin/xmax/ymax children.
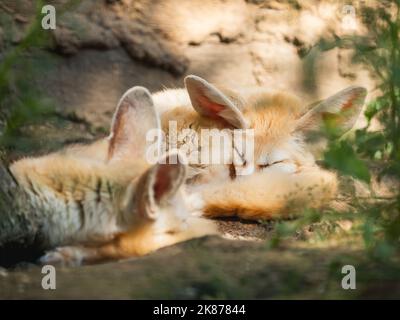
<box><xmin>151</xmin><ymin>76</ymin><xmax>366</xmax><ymax>220</ymax></box>
<box><xmin>9</xmin><ymin>87</ymin><xmax>217</xmax><ymax>266</ymax></box>
<box><xmin>10</xmin><ymin>76</ymin><xmax>366</xmax><ymax>266</ymax></box>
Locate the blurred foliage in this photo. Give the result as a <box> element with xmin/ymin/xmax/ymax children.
<box><xmin>269</xmin><ymin>0</ymin><xmax>400</xmax><ymax>272</ymax></box>
<box><xmin>0</xmin><ymin>0</ymin><xmax>80</xmax><ymax>156</ymax></box>
<box><xmin>324</xmin><ymin>140</ymin><xmax>371</xmax><ymax>183</ymax></box>
<box><xmin>351</xmin><ymin>1</ymin><xmax>400</xmax><ymax>177</ymax></box>
<box><xmin>323</xmin><ymin>1</ymin><xmax>400</xmax><ymax>260</ymax></box>
<box><xmin>0</xmin><ymin>1</ymin><xmax>52</xmax><ymax>151</ymax></box>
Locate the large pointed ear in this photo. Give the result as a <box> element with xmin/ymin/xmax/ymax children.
<box><xmin>134</xmin><ymin>151</ymin><xmax>187</xmax><ymax>220</ymax></box>
<box><xmin>108</xmin><ymin>86</ymin><xmax>160</xmax><ymax>162</ymax></box>
<box><xmin>297</xmin><ymin>86</ymin><xmax>367</xmax><ymax>137</ymax></box>
<box><xmin>184</xmin><ymin>75</ymin><xmax>248</xmax><ymax>129</ymax></box>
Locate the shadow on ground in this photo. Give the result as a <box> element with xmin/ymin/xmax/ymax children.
<box><xmin>2</xmin><ymin>236</ymin><xmax>400</xmax><ymax>299</ymax></box>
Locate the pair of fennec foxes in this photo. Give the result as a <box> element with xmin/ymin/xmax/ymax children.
<box><xmin>8</xmin><ymin>75</ymin><xmax>366</xmax><ymax>266</ymax></box>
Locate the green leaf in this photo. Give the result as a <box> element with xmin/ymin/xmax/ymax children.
<box><xmin>324</xmin><ymin>140</ymin><xmax>371</xmax><ymax>183</ymax></box>
<box><xmin>364</xmin><ymin>97</ymin><xmax>388</xmax><ymax>121</ymax></box>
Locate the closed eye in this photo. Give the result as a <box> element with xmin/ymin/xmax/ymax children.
<box><xmin>258</xmin><ymin>160</ymin><xmax>286</xmax><ymax>169</ymax></box>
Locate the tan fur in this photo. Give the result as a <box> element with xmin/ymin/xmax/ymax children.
<box><xmin>152</xmin><ymin>76</ymin><xmax>366</xmax><ymax>220</ymax></box>
<box><xmin>202</xmin><ymin>167</ymin><xmax>337</xmax><ymax>219</ymax></box>
<box><xmin>156</xmin><ymin>90</ymin><xmax>334</xmax><ymax>219</ymax></box>
<box><xmin>11</xmin><ymin>144</ymin><xmax>217</xmax><ymax>266</ymax></box>
<box><xmin>13</xmin><ymin>78</ymin><xmax>364</xmax><ymax>266</ymax></box>
<box><xmin>9</xmin><ymin>87</ymin><xmax>217</xmax><ymax>266</ymax></box>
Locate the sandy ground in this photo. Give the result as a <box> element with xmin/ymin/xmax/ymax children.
<box><xmin>2</xmin><ymin>236</ymin><xmax>400</xmax><ymax>299</ymax></box>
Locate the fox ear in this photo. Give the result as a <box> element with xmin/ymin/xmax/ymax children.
<box><xmin>185</xmin><ymin>75</ymin><xmax>248</xmax><ymax>129</ymax></box>
<box><xmin>108</xmin><ymin>86</ymin><xmax>160</xmax><ymax>162</ymax></box>
<box><xmin>297</xmin><ymin>86</ymin><xmax>367</xmax><ymax>136</ymax></box>
<box><xmin>135</xmin><ymin>151</ymin><xmax>187</xmax><ymax>220</ymax></box>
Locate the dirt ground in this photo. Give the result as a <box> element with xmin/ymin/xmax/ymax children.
<box><xmin>2</xmin><ymin>236</ymin><xmax>400</xmax><ymax>299</ymax></box>
<box><xmin>1</xmin><ymin>0</ymin><xmax>398</xmax><ymax>299</ymax></box>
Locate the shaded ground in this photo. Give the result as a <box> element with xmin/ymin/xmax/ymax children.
<box><xmin>2</xmin><ymin>236</ymin><xmax>400</xmax><ymax>299</ymax></box>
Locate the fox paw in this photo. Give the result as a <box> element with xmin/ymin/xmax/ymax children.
<box><xmin>187</xmin><ymin>192</ymin><xmax>205</xmax><ymax>215</ymax></box>
<box><xmin>39</xmin><ymin>246</ymin><xmax>87</xmax><ymax>267</ymax></box>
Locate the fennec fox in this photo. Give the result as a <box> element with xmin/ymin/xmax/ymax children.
<box><xmin>151</xmin><ymin>75</ymin><xmax>367</xmax><ymax>220</ymax></box>
<box><xmin>9</xmin><ymin>87</ymin><xmax>217</xmax><ymax>266</ymax></box>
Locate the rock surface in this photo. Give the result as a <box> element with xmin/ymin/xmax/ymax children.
<box><xmin>0</xmin><ymin>0</ymin><xmax>377</xmax><ymax>130</ymax></box>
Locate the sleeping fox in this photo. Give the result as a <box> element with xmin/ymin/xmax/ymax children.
<box><xmin>4</xmin><ymin>75</ymin><xmax>366</xmax><ymax>265</ymax></box>
<box><xmin>150</xmin><ymin>75</ymin><xmax>367</xmax><ymax>219</ymax></box>
<box><xmin>8</xmin><ymin>87</ymin><xmax>217</xmax><ymax>266</ymax></box>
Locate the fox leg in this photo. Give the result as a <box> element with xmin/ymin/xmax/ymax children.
<box><xmin>38</xmin><ymin>226</ymin><xmax>165</xmax><ymax>266</ymax></box>
<box><xmin>39</xmin><ymin>242</ymin><xmax>129</xmax><ymax>267</ymax></box>
<box><xmin>200</xmin><ymin>167</ymin><xmax>338</xmax><ymax>220</ymax></box>
<box><xmin>39</xmin><ymin>246</ymin><xmax>110</xmax><ymax>267</ymax></box>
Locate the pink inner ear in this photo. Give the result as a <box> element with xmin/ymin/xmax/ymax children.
<box><xmin>153</xmin><ymin>164</ymin><xmax>173</xmax><ymax>202</ymax></box>
<box><xmin>108</xmin><ymin>101</ymin><xmax>130</xmax><ymax>160</ymax></box>
<box><xmin>197</xmin><ymin>93</ymin><xmax>236</xmax><ymax>128</ymax></box>
<box><xmin>198</xmin><ymin>94</ymin><xmax>225</xmax><ymax>119</ymax></box>
<box><xmin>341</xmin><ymin>93</ymin><xmax>357</xmax><ymax>111</ymax></box>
